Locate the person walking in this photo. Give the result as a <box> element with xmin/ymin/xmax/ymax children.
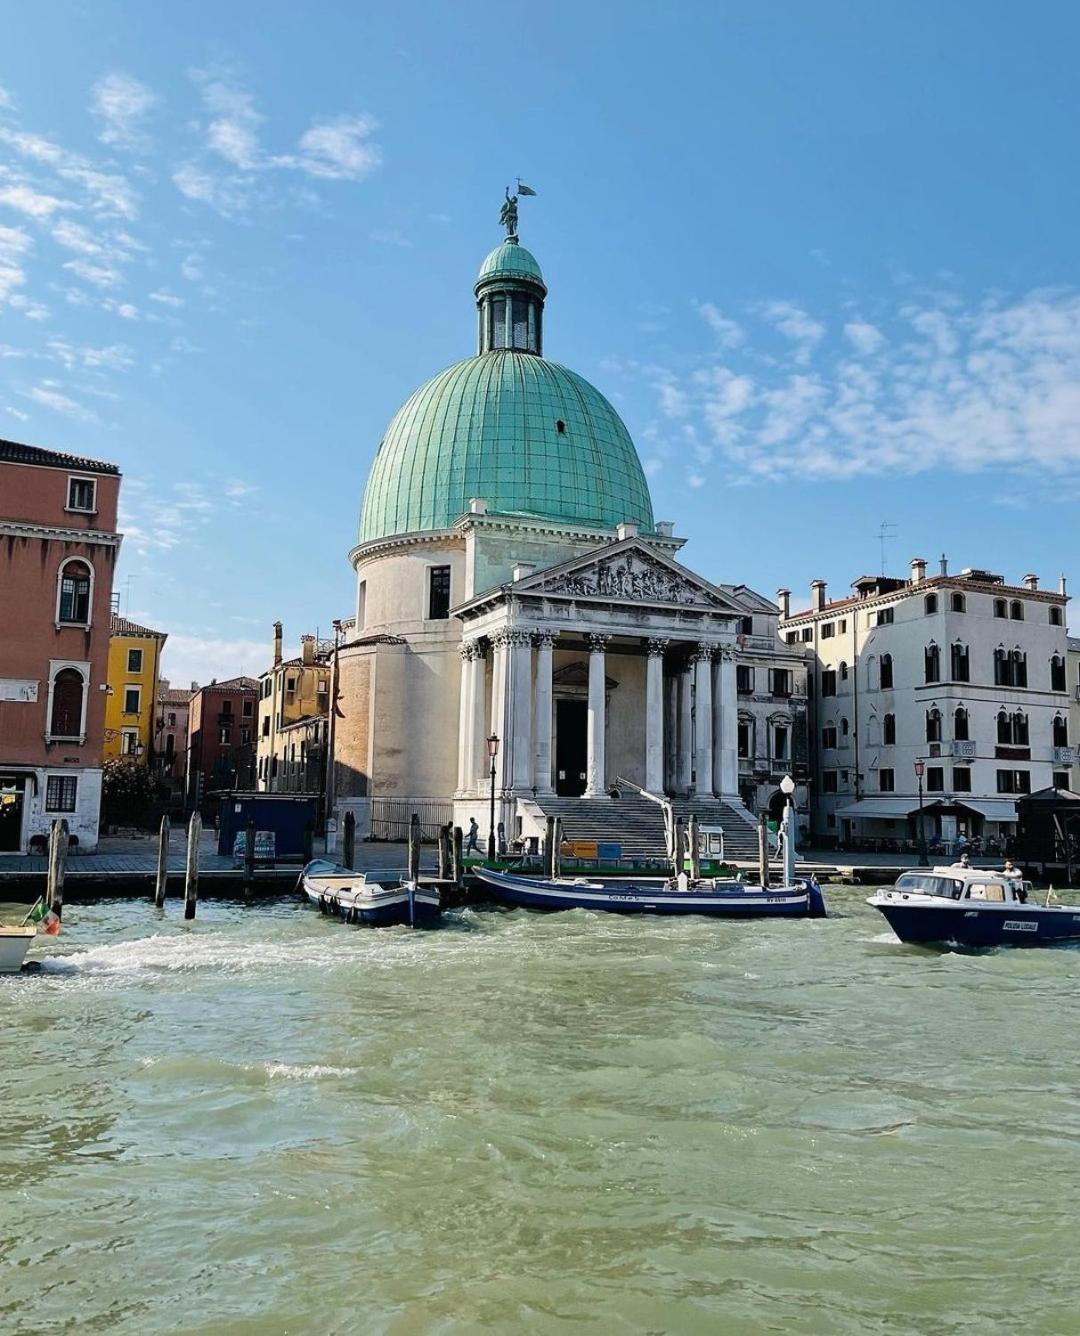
<box><xmin>465</xmin><ymin>817</ymin><xmax>480</xmax><ymax>854</ymax></box>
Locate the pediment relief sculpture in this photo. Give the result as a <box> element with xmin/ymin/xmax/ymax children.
<box><xmin>531</xmin><ymin>551</ymin><xmax>726</xmax><ymax>608</ymax></box>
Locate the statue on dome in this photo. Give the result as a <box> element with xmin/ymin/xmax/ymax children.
<box><xmin>499</xmin><ymin>189</ymin><xmax>518</xmax><ymax>239</ymax></box>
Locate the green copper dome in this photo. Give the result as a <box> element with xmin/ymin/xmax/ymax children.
<box><xmin>359</xmin><ymin>351</ymin><xmax>655</xmax><ymax>542</ymax></box>
<box><xmin>477</xmin><ymin>240</ymin><xmax>544</xmax><ymax>287</ymax></box>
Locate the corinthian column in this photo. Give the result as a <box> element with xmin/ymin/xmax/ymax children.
<box><xmin>533</xmin><ymin>631</ymin><xmax>557</xmax><ymax>794</ymax></box>
<box><xmin>644</xmin><ymin>638</ymin><xmax>668</xmax><ymax>794</ymax></box>
<box><xmin>510</xmin><ymin>631</ymin><xmax>534</xmax><ymax>791</ymax></box>
<box><xmin>676</xmin><ymin>663</ymin><xmax>692</xmax><ymax>794</ymax></box>
<box><xmin>693</xmin><ymin>645</ymin><xmax>715</xmax><ymax>797</ymax></box>
<box><xmin>457</xmin><ymin>640</ymin><xmax>478</xmax><ymax>795</ymax></box>
<box><xmin>471</xmin><ymin>640</ymin><xmax>489</xmax><ymax>791</ymax></box>
<box><xmin>716</xmin><ymin>644</ymin><xmax>739</xmax><ymax>797</ymax></box>
<box><xmin>584</xmin><ymin>633</ymin><xmax>610</xmax><ymax>798</ymax></box>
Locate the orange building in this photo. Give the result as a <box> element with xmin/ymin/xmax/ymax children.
<box><xmin>0</xmin><ymin>438</ymin><xmax>122</xmax><ymax>853</ymax></box>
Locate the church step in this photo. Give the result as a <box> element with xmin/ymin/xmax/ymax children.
<box><xmin>529</xmin><ymin>793</ymin><xmax>759</xmax><ymax>860</ymax></box>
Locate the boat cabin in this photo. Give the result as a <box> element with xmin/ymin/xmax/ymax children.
<box><xmin>894</xmin><ymin>866</ymin><xmax>1033</xmax><ymax>904</ymax></box>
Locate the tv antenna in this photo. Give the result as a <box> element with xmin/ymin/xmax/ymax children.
<box><xmin>878</xmin><ymin>522</ymin><xmax>897</xmax><ymax>576</ymax></box>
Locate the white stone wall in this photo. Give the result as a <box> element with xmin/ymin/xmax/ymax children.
<box><xmin>22</xmin><ymin>767</ymin><xmax>102</xmax><ymax>851</ymax></box>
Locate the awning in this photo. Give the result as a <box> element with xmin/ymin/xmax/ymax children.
<box><xmin>834</xmin><ymin>799</ymin><xmax>915</xmax><ymax>819</ymax></box>
<box><xmin>949</xmin><ymin>798</ymin><xmax>1018</xmax><ymax>823</ymax></box>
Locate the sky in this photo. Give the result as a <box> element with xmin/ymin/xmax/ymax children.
<box><xmin>3</xmin><ymin>1</ymin><xmax>1080</xmax><ymax>685</ymax></box>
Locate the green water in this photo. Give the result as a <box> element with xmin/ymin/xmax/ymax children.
<box><xmin>3</xmin><ymin>893</ymin><xmax>1080</xmax><ymax>1334</ymax></box>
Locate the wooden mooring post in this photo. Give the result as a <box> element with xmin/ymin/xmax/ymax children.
<box><xmin>408</xmin><ymin>813</ymin><xmax>421</xmax><ymax>884</ymax></box>
<box><xmin>451</xmin><ymin>826</ymin><xmax>463</xmax><ymax>890</ymax></box>
<box><xmin>673</xmin><ymin>817</ymin><xmax>685</xmax><ymax>878</ymax></box>
<box><xmin>244</xmin><ymin>816</ymin><xmax>256</xmax><ymax>884</ymax></box>
<box><xmin>688</xmin><ymin>814</ymin><xmax>701</xmax><ymax>881</ymax></box>
<box><xmin>342</xmin><ymin>810</ymin><xmax>355</xmax><ymax>870</ymax></box>
<box><xmin>154</xmin><ymin>815</ymin><xmax>170</xmax><ymax>908</ymax></box>
<box><xmin>758</xmin><ymin>812</ymin><xmax>770</xmax><ymax>889</ymax></box>
<box><xmin>553</xmin><ymin>817</ymin><xmax>562</xmax><ymax>880</ymax></box>
<box><xmin>544</xmin><ymin>815</ymin><xmax>556</xmax><ymax>880</ymax></box>
<box><xmin>438</xmin><ymin>823</ymin><xmax>451</xmax><ymax>881</ymax></box>
<box><xmin>184</xmin><ymin>812</ymin><xmax>202</xmax><ymax>920</ymax></box>
<box><xmin>47</xmin><ymin>818</ymin><xmax>68</xmax><ymax>919</ymax></box>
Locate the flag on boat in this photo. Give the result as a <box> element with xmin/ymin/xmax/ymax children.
<box><xmin>25</xmin><ymin>897</ymin><xmax>60</xmax><ymax>935</ymax></box>
<box><xmin>516</xmin><ymin>182</ymin><xmax>537</xmax><ymax>196</ymax></box>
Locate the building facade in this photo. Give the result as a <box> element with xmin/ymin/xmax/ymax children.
<box><xmin>0</xmin><ymin>438</ymin><xmax>122</xmax><ymax>853</ymax></box>
<box><xmin>102</xmin><ymin>615</ymin><xmax>167</xmax><ymax>763</ymax></box>
<box><xmin>155</xmin><ymin>678</ymin><xmax>195</xmax><ymax>799</ymax></box>
<box><xmin>780</xmin><ymin>559</ymin><xmax>1071</xmax><ymax>850</ymax></box>
<box><xmin>331</xmin><ymin>214</ymin><xmax>797</xmax><ymax>851</ymax></box>
<box><xmin>256</xmin><ymin>623</ymin><xmax>331</xmax><ymax>800</ymax></box>
<box><xmin>185</xmin><ymin>677</ymin><xmax>258</xmax><ymax>816</ymax></box>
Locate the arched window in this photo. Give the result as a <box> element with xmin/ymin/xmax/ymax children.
<box><xmin>997</xmin><ymin>711</ymin><xmax>1028</xmax><ymax>746</ymax></box>
<box><xmin>926</xmin><ymin>708</ymin><xmax>942</xmax><ymax>742</ymax></box>
<box><xmin>1012</xmin><ymin>650</ymin><xmax>1027</xmax><ymax>687</ymax></box>
<box><xmin>840</xmin><ymin>716</ymin><xmax>849</xmax><ymax>737</ymax></box>
<box><xmin>1051</xmin><ymin>654</ymin><xmax>1067</xmax><ymax>692</ymax></box>
<box><xmin>57</xmin><ymin>559</ymin><xmax>93</xmax><ymax>626</ymax></box>
<box><xmin>994</xmin><ymin>647</ymin><xmax>1009</xmax><ymax>686</ymax></box>
<box><xmin>996</xmin><ymin>710</ymin><xmax>1011</xmax><ymax>745</ymax></box>
<box><xmin>924</xmin><ymin>643</ymin><xmax>940</xmax><ymax>684</ymax></box>
<box><xmin>1050</xmin><ymin>605</ymin><xmax>1063</xmax><ymax>626</ymax></box>
<box><xmin>737</xmin><ymin>715</ymin><xmax>754</xmax><ymax>760</ymax></box>
<box><xmin>839</xmin><ymin>660</ymin><xmax>849</xmax><ymax>681</ymax></box>
<box><xmin>880</xmin><ymin>653</ymin><xmax>894</xmax><ymax>689</ymax></box>
<box><xmin>951</xmin><ymin>592</ymin><xmax>966</xmax><ymax>613</ymax></box>
<box><xmin>924</xmin><ymin>593</ymin><xmax>938</xmax><ymax>615</ymax></box>
<box><xmin>950</xmin><ymin>642</ymin><xmax>969</xmax><ymax>682</ymax></box>
<box><xmin>954</xmin><ymin>707</ymin><xmax>969</xmax><ymax>741</ymax></box>
<box><xmin>1010</xmin><ymin>600</ymin><xmax>1024</xmax><ymax>620</ymax></box>
<box><xmin>49</xmin><ymin>667</ymin><xmax>85</xmax><ymax>739</ymax></box>
<box><xmin>1053</xmin><ymin>715</ymin><xmax>1069</xmax><ymax>748</ymax></box>
<box><xmin>883</xmin><ymin>713</ymin><xmax>896</xmax><ymax>745</ymax></box>
<box><xmin>1013</xmin><ymin>712</ymin><xmax>1029</xmax><ymax>746</ymax></box>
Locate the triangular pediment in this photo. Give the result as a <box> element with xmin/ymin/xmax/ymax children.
<box><xmin>511</xmin><ymin>537</ymin><xmax>742</xmax><ymax>612</ymax></box>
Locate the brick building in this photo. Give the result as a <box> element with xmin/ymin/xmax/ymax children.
<box><xmin>0</xmin><ymin>438</ymin><xmax>122</xmax><ymax>853</ymax></box>
<box><xmin>185</xmin><ymin>676</ymin><xmax>259</xmax><ymax>817</ymax></box>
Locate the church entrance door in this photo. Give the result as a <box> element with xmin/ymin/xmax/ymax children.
<box><xmin>555</xmin><ymin>699</ymin><xmax>587</xmax><ymax>796</ymax></box>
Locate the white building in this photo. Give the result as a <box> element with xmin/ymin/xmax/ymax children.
<box><xmin>330</xmin><ymin>214</ymin><xmax>799</xmax><ymax>855</ymax></box>
<box><xmin>779</xmin><ymin>558</ymin><xmax>1071</xmax><ymax>851</ymax></box>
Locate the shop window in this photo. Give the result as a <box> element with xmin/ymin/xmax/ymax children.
<box><xmin>45</xmin><ymin>775</ymin><xmax>78</xmax><ymax>812</ymax></box>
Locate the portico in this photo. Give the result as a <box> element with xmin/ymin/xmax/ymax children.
<box><xmin>452</xmin><ymin>538</ymin><xmax>743</xmax><ymax>815</ymax></box>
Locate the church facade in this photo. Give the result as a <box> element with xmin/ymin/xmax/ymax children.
<box><xmin>331</xmin><ymin>212</ymin><xmax>803</xmax><ymax>848</ymax></box>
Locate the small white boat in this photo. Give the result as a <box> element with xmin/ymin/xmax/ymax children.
<box><xmin>301</xmin><ymin>859</ymin><xmax>442</xmax><ymax>928</ymax></box>
<box><xmin>0</xmin><ymin>925</ymin><xmax>37</xmax><ymax>974</ymax></box>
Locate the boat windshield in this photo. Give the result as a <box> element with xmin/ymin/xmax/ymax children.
<box><xmin>895</xmin><ymin>873</ymin><xmax>964</xmax><ymax>899</ymax></box>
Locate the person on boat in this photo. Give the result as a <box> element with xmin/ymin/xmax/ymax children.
<box><xmin>952</xmin><ymin>852</ymin><xmax>971</xmax><ymax>868</ymax></box>
<box><xmin>465</xmin><ymin>818</ymin><xmax>480</xmax><ymax>853</ymax></box>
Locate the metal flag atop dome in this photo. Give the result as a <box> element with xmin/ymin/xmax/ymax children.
<box><xmin>499</xmin><ymin>181</ymin><xmax>538</xmax><ymax>239</ymax></box>
<box><xmin>516</xmin><ymin>180</ymin><xmax>537</xmax><ymax>196</ymax></box>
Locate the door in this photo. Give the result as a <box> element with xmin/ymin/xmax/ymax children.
<box><xmin>555</xmin><ymin>699</ymin><xmax>587</xmax><ymax>796</ymax></box>
<box><xmin>0</xmin><ymin>775</ymin><xmax>25</xmax><ymax>852</ymax></box>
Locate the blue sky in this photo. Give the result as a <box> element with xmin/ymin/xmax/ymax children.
<box><xmin>3</xmin><ymin>2</ymin><xmax>1080</xmax><ymax>683</ymax></box>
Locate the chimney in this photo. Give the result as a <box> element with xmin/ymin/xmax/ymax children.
<box><xmin>655</xmin><ymin>520</ymin><xmax>675</xmax><ymax>537</ymax></box>
<box><xmin>776</xmin><ymin>587</ymin><xmax>791</xmax><ymax>619</ymax></box>
<box><xmin>1023</xmin><ymin>573</ymin><xmax>1038</xmax><ymax>591</ymax></box>
<box><xmin>272</xmin><ymin>621</ymin><xmax>283</xmax><ymax>666</ymax></box>
<box><xmin>811</xmin><ymin>579</ymin><xmax>827</xmax><ymax>612</ymax></box>
<box><xmin>910</xmin><ymin>557</ymin><xmax>927</xmax><ymax>585</ymax></box>
<box><xmin>190</xmin><ymin>680</ymin><xmax>199</xmax><ymax>692</ymax></box>
<box><xmin>617</xmin><ymin>521</ymin><xmax>639</xmax><ymax>541</ymax></box>
<box><xmin>300</xmin><ymin>634</ymin><xmax>316</xmax><ymax>666</ymax></box>
<box><xmin>1060</xmin><ymin>574</ymin><xmax>1068</xmax><ymax>597</ymax></box>
<box><xmin>939</xmin><ymin>554</ymin><xmax>949</xmax><ymax>577</ymax></box>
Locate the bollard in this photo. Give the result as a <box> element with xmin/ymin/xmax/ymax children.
<box><xmin>438</xmin><ymin>823</ymin><xmax>450</xmax><ymax>881</ymax></box>
<box><xmin>245</xmin><ymin>816</ymin><xmax>256</xmax><ymax>883</ymax></box>
<box><xmin>758</xmin><ymin>812</ymin><xmax>770</xmax><ymax>889</ymax></box>
<box><xmin>553</xmin><ymin>817</ymin><xmax>563</xmax><ymax>880</ymax></box>
<box><xmin>343</xmin><ymin>810</ymin><xmax>355</xmax><ymax>870</ymax></box>
<box><xmin>408</xmin><ymin>813</ymin><xmax>421</xmax><ymax>884</ymax></box>
<box><xmin>184</xmin><ymin>812</ymin><xmax>202</xmax><ymax>920</ymax></box>
<box><xmin>544</xmin><ymin>815</ymin><xmax>556</xmax><ymax>880</ymax></box>
<box><xmin>451</xmin><ymin>826</ymin><xmax>463</xmax><ymax>890</ymax></box>
<box><xmin>47</xmin><ymin>818</ymin><xmax>68</xmax><ymax>919</ymax></box>
<box><xmin>688</xmin><ymin>814</ymin><xmax>701</xmax><ymax>882</ymax></box>
<box><xmin>154</xmin><ymin>814</ymin><xmax>170</xmax><ymax>908</ymax></box>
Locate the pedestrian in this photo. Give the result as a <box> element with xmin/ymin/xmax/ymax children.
<box><xmin>465</xmin><ymin>817</ymin><xmax>480</xmax><ymax>853</ymax></box>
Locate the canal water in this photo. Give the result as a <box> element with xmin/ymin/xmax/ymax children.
<box><xmin>3</xmin><ymin>892</ymin><xmax>1079</xmax><ymax>1334</ymax></box>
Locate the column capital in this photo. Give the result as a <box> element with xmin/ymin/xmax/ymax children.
<box><xmin>585</xmin><ymin>632</ymin><xmax>611</xmax><ymax>653</ymax></box>
<box><xmin>533</xmin><ymin>630</ymin><xmax>559</xmax><ymax>649</ymax></box>
<box><xmin>645</xmin><ymin>637</ymin><xmax>670</xmax><ymax>657</ymax></box>
<box><xmin>716</xmin><ymin>643</ymin><xmax>736</xmax><ymax>662</ymax></box>
<box><xmin>691</xmin><ymin>642</ymin><xmax>715</xmax><ymax>663</ymax></box>
<box><xmin>459</xmin><ymin>639</ymin><xmax>484</xmax><ymax>662</ymax></box>
<box><xmin>491</xmin><ymin>628</ymin><xmax>531</xmax><ymax>649</ymax></box>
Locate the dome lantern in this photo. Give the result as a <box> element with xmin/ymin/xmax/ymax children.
<box><xmin>474</xmin><ymin>239</ymin><xmax>546</xmax><ymax>356</ymax></box>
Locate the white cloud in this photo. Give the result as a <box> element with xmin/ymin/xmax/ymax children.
<box><xmin>844</xmin><ymin>319</ymin><xmax>885</xmax><ymax>355</ymax></box>
<box><xmin>697</xmin><ymin>302</ymin><xmax>744</xmax><ymax>349</ymax></box>
<box><xmin>149</xmin><ymin>288</ymin><xmax>184</xmax><ymax>308</ymax></box>
<box><xmin>0</xmin><ymin>261</ymin><xmax>25</xmax><ymax>302</ymax></box>
<box><xmin>758</xmin><ymin>300</ymin><xmax>826</xmax><ymax>363</ymax></box>
<box><xmin>23</xmin><ymin>382</ymin><xmax>98</xmax><ymax>422</ymax></box>
<box><xmin>5</xmin><ymin>406</ymin><xmax>29</xmax><ymax>420</ymax></box>
<box><xmin>296</xmin><ymin>115</ymin><xmax>381</xmax><ymax>180</ymax></box>
<box><xmin>0</xmin><ymin>183</ymin><xmax>69</xmax><ymax>219</ymax></box>
<box><xmin>0</xmin><ymin>84</ymin><xmax>13</xmax><ymax>110</ymax></box>
<box><xmin>92</xmin><ymin>72</ymin><xmax>156</xmax><ymax>150</ymax></box>
<box><xmin>62</xmin><ymin>257</ymin><xmax>121</xmax><ymax>288</ymax></box>
<box><xmin>0</xmin><ymin>128</ymin><xmax>137</xmax><ymax>219</ymax></box>
<box><xmin>159</xmin><ymin>633</ymin><xmax>269</xmax><ymax>687</ymax></box>
<box><xmin>180</xmin><ymin>252</ymin><xmax>204</xmax><ymax>281</ymax></box>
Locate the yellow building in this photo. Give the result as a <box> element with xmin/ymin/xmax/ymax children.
<box><xmin>103</xmin><ymin>615</ymin><xmax>168</xmax><ymax>763</ymax></box>
<box><xmin>256</xmin><ymin>623</ymin><xmax>332</xmax><ymax>795</ymax></box>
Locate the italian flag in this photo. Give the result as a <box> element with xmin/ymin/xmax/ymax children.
<box><xmin>25</xmin><ymin>898</ymin><xmax>61</xmax><ymax>936</ymax></box>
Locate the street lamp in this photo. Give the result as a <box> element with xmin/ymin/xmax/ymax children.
<box><xmin>486</xmin><ymin>733</ymin><xmax>500</xmax><ymax>860</ymax></box>
<box><xmin>914</xmin><ymin>759</ymin><xmax>929</xmax><ymax>866</ymax></box>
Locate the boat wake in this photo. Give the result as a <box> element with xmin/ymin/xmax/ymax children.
<box><xmin>38</xmin><ymin>931</ymin><xmax>336</xmax><ymax>978</ymax></box>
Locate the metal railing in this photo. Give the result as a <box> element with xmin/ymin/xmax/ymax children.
<box><xmin>370</xmin><ymin>797</ymin><xmax>453</xmax><ymax>842</ymax></box>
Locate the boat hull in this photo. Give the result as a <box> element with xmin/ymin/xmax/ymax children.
<box><xmin>476</xmin><ymin>869</ymin><xmax>826</xmax><ymax>917</ymax></box>
<box><xmin>0</xmin><ymin>927</ymin><xmax>36</xmax><ymax>974</ymax></box>
<box><xmin>301</xmin><ymin>862</ymin><xmax>441</xmax><ymax>928</ymax></box>
<box><xmin>872</xmin><ymin>901</ymin><xmax>1080</xmax><ymax>948</ymax></box>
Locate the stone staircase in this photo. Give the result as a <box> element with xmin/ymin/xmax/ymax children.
<box><xmin>531</xmin><ymin>792</ymin><xmax>759</xmax><ymax>861</ymax></box>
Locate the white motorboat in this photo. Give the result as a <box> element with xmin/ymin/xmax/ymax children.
<box><xmin>0</xmin><ymin>925</ymin><xmax>37</xmax><ymax>974</ymax></box>
<box><xmin>301</xmin><ymin>859</ymin><xmax>442</xmax><ymax>927</ymax></box>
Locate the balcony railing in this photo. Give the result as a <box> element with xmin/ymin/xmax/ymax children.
<box><xmin>1053</xmin><ymin>746</ymin><xmax>1076</xmax><ymax>765</ymax></box>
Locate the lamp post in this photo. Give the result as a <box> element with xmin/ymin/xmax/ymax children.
<box><xmin>914</xmin><ymin>759</ymin><xmax>929</xmax><ymax>866</ymax></box>
<box><xmin>780</xmin><ymin>774</ymin><xmax>796</xmax><ymax>884</ymax></box>
<box><xmin>486</xmin><ymin>733</ymin><xmax>500</xmax><ymax>860</ymax></box>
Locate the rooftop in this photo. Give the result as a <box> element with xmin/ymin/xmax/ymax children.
<box><xmin>0</xmin><ymin>436</ymin><xmax>120</xmax><ymax>475</ymax></box>
<box><xmin>110</xmin><ymin>613</ymin><xmax>167</xmax><ymax>640</ymax></box>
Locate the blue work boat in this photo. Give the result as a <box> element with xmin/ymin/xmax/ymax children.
<box><xmin>868</xmin><ymin>865</ymin><xmax>1080</xmax><ymax>947</ymax></box>
<box><xmin>475</xmin><ymin>867</ymin><xmax>826</xmax><ymax>918</ymax></box>
<box><xmin>301</xmin><ymin>859</ymin><xmax>441</xmax><ymax>928</ymax></box>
